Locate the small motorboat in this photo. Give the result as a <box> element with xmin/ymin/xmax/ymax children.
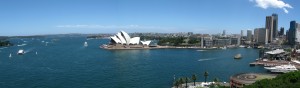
<box><xmin>234</xmin><ymin>54</ymin><xmax>242</xmax><ymax>59</ymax></box>
<box><xmin>17</xmin><ymin>49</ymin><xmax>25</xmax><ymax>55</ymax></box>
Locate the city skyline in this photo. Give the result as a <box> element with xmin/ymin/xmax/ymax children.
<box><xmin>0</xmin><ymin>0</ymin><xmax>299</xmax><ymax>36</ymax></box>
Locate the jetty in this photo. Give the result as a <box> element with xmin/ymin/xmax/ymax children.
<box><xmin>249</xmin><ymin>60</ymin><xmax>300</xmax><ymax>69</ymax></box>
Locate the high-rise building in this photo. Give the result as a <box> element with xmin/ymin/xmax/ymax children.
<box><xmin>279</xmin><ymin>27</ymin><xmax>284</xmax><ymax>36</ymax></box>
<box><xmin>288</xmin><ymin>21</ymin><xmax>297</xmax><ymax>45</ymax></box>
<box><xmin>286</xmin><ymin>30</ymin><xmax>289</xmax><ymax>40</ymax></box>
<box><xmin>241</xmin><ymin>30</ymin><xmax>244</xmax><ymax>37</ymax></box>
<box><xmin>256</xmin><ymin>28</ymin><xmax>268</xmax><ymax>44</ymax></box>
<box><xmin>254</xmin><ymin>28</ymin><xmax>259</xmax><ymax>42</ymax></box>
<box><xmin>222</xmin><ymin>30</ymin><xmax>226</xmax><ymax>36</ymax></box>
<box><xmin>266</xmin><ymin>16</ymin><xmax>274</xmax><ymax>43</ymax></box>
<box><xmin>296</xmin><ymin>23</ymin><xmax>300</xmax><ymax>43</ymax></box>
<box><xmin>247</xmin><ymin>30</ymin><xmax>252</xmax><ymax>41</ymax></box>
<box><xmin>272</xmin><ymin>14</ymin><xmax>278</xmax><ymax>38</ymax></box>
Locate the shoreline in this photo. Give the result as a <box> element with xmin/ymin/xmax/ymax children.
<box><xmin>100</xmin><ymin>45</ymin><xmax>239</xmax><ymax>50</ymax></box>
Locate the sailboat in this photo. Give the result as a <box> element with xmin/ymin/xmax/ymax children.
<box><xmin>84</xmin><ymin>41</ymin><xmax>88</xmax><ymax>47</ymax></box>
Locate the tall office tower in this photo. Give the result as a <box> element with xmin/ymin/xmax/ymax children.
<box><xmin>286</xmin><ymin>30</ymin><xmax>289</xmax><ymax>40</ymax></box>
<box><xmin>241</xmin><ymin>30</ymin><xmax>244</xmax><ymax>37</ymax></box>
<box><xmin>247</xmin><ymin>30</ymin><xmax>252</xmax><ymax>41</ymax></box>
<box><xmin>279</xmin><ymin>27</ymin><xmax>284</xmax><ymax>36</ymax></box>
<box><xmin>288</xmin><ymin>21</ymin><xmax>297</xmax><ymax>45</ymax></box>
<box><xmin>297</xmin><ymin>23</ymin><xmax>300</xmax><ymax>43</ymax></box>
<box><xmin>222</xmin><ymin>30</ymin><xmax>226</xmax><ymax>36</ymax></box>
<box><xmin>254</xmin><ymin>28</ymin><xmax>259</xmax><ymax>42</ymax></box>
<box><xmin>266</xmin><ymin>16</ymin><xmax>274</xmax><ymax>43</ymax></box>
<box><xmin>256</xmin><ymin>28</ymin><xmax>268</xmax><ymax>44</ymax></box>
<box><xmin>272</xmin><ymin>14</ymin><xmax>278</xmax><ymax>38</ymax></box>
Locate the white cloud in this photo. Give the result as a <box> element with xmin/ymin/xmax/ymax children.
<box><xmin>250</xmin><ymin>0</ymin><xmax>292</xmax><ymax>13</ymax></box>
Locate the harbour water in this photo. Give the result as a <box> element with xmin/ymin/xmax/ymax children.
<box><xmin>0</xmin><ymin>36</ymin><xmax>266</xmax><ymax>88</ymax></box>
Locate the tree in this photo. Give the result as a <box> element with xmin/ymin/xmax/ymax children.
<box><xmin>213</xmin><ymin>77</ymin><xmax>220</xmax><ymax>85</ymax></box>
<box><xmin>174</xmin><ymin>80</ymin><xmax>180</xmax><ymax>88</ymax></box>
<box><xmin>191</xmin><ymin>74</ymin><xmax>197</xmax><ymax>86</ymax></box>
<box><xmin>244</xmin><ymin>71</ymin><xmax>300</xmax><ymax>88</ymax></box>
<box><xmin>184</xmin><ymin>77</ymin><xmax>189</xmax><ymax>88</ymax></box>
<box><xmin>204</xmin><ymin>71</ymin><xmax>209</xmax><ymax>83</ymax></box>
<box><xmin>179</xmin><ymin>78</ymin><xmax>184</xmax><ymax>88</ymax></box>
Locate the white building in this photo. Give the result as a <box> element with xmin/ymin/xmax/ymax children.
<box><xmin>110</xmin><ymin>31</ymin><xmax>151</xmax><ymax>46</ymax></box>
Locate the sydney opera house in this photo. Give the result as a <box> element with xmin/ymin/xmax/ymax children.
<box><xmin>101</xmin><ymin>31</ymin><xmax>152</xmax><ymax>49</ymax></box>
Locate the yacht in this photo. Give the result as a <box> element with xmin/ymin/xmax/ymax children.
<box><xmin>17</xmin><ymin>49</ymin><xmax>25</xmax><ymax>55</ymax></box>
<box><xmin>84</xmin><ymin>41</ymin><xmax>88</xmax><ymax>47</ymax></box>
<box><xmin>264</xmin><ymin>64</ymin><xmax>298</xmax><ymax>73</ymax></box>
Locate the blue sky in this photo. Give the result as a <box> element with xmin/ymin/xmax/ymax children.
<box><xmin>0</xmin><ymin>0</ymin><xmax>299</xmax><ymax>36</ymax></box>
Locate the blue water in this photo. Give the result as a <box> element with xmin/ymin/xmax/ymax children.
<box><xmin>0</xmin><ymin>36</ymin><xmax>266</xmax><ymax>88</ymax></box>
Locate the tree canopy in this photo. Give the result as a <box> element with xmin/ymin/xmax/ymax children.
<box><xmin>244</xmin><ymin>71</ymin><xmax>300</xmax><ymax>88</ymax></box>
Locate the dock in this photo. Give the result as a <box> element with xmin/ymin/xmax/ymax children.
<box><xmin>249</xmin><ymin>60</ymin><xmax>300</xmax><ymax>69</ymax></box>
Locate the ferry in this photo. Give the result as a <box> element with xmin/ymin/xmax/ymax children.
<box><xmin>264</xmin><ymin>63</ymin><xmax>298</xmax><ymax>73</ymax></box>
<box><xmin>234</xmin><ymin>54</ymin><xmax>242</xmax><ymax>59</ymax></box>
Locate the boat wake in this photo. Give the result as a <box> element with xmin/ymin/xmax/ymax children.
<box><xmin>17</xmin><ymin>44</ymin><xmax>27</xmax><ymax>46</ymax></box>
<box><xmin>24</xmin><ymin>48</ymin><xmax>35</xmax><ymax>53</ymax></box>
<box><xmin>198</xmin><ymin>58</ymin><xmax>216</xmax><ymax>62</ymax></box>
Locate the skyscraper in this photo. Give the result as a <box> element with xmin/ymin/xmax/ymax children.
<box><xmin>241</xmin><ymin>30</ymin><xmax>244</xmax><ymax>37</ymax></box>
<box><xmin>222</xmin><ymin>30</ymin><xmax>226</xmax><ymax>36</ymax></box>
<box><xmin>288</xmin><ymin>21</ymin><xmax>297</xmax><ymax>45</ymax></box>
<box><xmin>279</xmin><ymin>27</ymin><xmax>284</xmax><ymax>36</ymax></box>
<box><xmin>255</xmin><ymin>28</ymin><xmax>268</xmax><ymax>44</ymax></box>
<box><xmin>272</xmin><ymin>14</ymin><xmax>278</xmax><ymax>38</ymax></box>
<box><xmin>247</xmin><ymin>30</ymin><xmax>252</xmax><ymax>41</ymax></box>
<box><xmin>266</xmin><ymin>16</ymin><xmax>273</xmax><ymax>43</ymax></box>
<box><xmin>254</xmin><ymin>28</ymin><xmax>259</xmax><ymax>42</ymax></box>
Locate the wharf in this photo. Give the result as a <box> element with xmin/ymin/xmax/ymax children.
<box><xmin>249</xmin><ymin>60</ymin><xmax>300</xmax><ymax>69</ymax></box>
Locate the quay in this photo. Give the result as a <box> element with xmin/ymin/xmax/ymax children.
<box><xmin>249</xmin><ymin>60</ymin><xmax>300</xmax><ymax>69</ymax></box>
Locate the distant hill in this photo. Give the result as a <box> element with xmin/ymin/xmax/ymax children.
<box><xmin>244</xmin><ymin>71</ymin><xmax>300</xmax><ymax>88</ymax></box>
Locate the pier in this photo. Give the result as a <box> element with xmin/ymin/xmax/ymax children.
<box><xmin>249</xmin><ymin>60</ymin><xmax>300</xmax><ymax>69</ymax></box>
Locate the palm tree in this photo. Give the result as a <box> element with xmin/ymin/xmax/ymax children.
<box><xmin>213</xmin><ymin>77</ymin><xmax>220</xmax><ymax>85</ymax></box>
<box><xmin>179</xmin><ymin>78</ymin><xmax>184</xmax><ymax>88</ymax></box>
<box><xmin>174</xmin><ymin>80</ymin><xmax>180</xmax><ymax>88</ymax></box>
<box><xmin>191</xmin><ymin>74</ymin><xmax>197</xmax><ymax>86</ymax></box>
<box><xmin>204</xmin><ymin>71</ymin><xmax>209</xmax><ymax>83</ymax></box>
<box><xmin>184</xmin><ymin>77</ymin><xmax>189</xmax><ymax>88</ymax></box>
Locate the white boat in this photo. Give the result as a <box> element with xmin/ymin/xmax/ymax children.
<box><xmin>264</xmin><ymin>63</ymin><xmax>298</xmax><ymax>73</ymax></box>
<box><xmin>17</xmin><ymin>49</ymin><xmax>25</xmax><ymax>55</ymax></box>
<box><xmin>84</xmin><ymin>41</ymin><xmax>88</xmax><ymax>47</ymax></box>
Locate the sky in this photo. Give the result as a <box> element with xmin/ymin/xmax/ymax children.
<box><xmin>0</xmin><ymin>0</ymin><xmax>299</xmax><ymax>36</ymax></box>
